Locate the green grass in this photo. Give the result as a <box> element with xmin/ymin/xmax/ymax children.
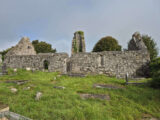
<box><xmin>0</xmin><ymin>69</ymin><xmax>160</xmax><ymax>120</ymax></box>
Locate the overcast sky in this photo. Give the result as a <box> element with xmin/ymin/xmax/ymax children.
<box><xmin>0</xmin><ymin>0</ymin><xmax>160</xmax><ymax>55</ymax></box>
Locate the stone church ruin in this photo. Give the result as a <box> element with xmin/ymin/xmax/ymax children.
<box><xmin>3</xmin><ymin>32</ymin><xmax>150</xmax><ymax>78</ymax></box>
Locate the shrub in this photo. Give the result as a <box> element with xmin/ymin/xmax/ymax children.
<box><xmin>142</xmin><ymin>35</ymin><xmax>158</xmax><ymax>61</ymax></box>
<box><xmin>92</xmin><ymin>36</ymin><xmax>122</xmax><ymax>52</ymax></box>
<box><xmin>150</xmin><ymin>57</ymin><xmax>160</xmax><ymax>88</ymax></box>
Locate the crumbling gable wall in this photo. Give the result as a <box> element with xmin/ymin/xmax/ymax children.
<box><xmin>6</xmin><ymin>37</ymin><xmax>36</xmax><ymax>56</ymax></box>
<box><xmin>128</xmin><ymin>32</ymin><xmax>147</xmax><ymax>51</ymax></box>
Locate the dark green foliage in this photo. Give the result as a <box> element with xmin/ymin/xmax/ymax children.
<box><xmin>32</xmin><ymin>40</ymin><xmax>56</xmax><ymax>53</ymax></box>
<box><xmin>142</xmin><ymin>35</ymin><xmax>158</xmax><ymax>60</ymax></box>
<box><xmin>150</xmin><ymin>57</ymin><xmax>160</xmax><ymax>88</ymax></box>
<box><xmin>0</xmin><ymin>47</ymin><xmax>13</xmax><ymax>61</ymax></box>
<box><xmin>92</xmin><ymin>36</ymin><xmax>122</xmax><ymax>52</ymax></box>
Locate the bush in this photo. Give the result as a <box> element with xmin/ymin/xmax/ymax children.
<box><xmin>32</xmin><ymin>40</ymin><xmax>56</xmax><ymax>53</ymax></box>
<box><xmin>92</xmin><ymin>36</ymin><xmax>122</xmax><ymax>52</ymax></box>
<box><xmin>150</xmin><ymin>57</ymin><xmax>160</xmax><ymax>88</ymax></box>
<box><xmin>142</xmin><ymin>35</ymin><xmax>158</xmax><ymax>61</ymax></box>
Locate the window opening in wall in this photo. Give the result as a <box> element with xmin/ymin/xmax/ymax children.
<box><xmin>101</xmin><ymin>55</ymin><xmax>104</xmax><ymax>66</ymax></box>
<box><xmin>28</xmin><ymin>46</ymin><xmax>31</xmax><ymax>49</ymax></box>
<box><xmin>43</xmin><ymin>60</ymin><xmax>49</xmax><ymax>70</ymax></box>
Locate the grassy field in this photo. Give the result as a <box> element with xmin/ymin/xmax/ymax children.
<box><xmin>0</xmin><ymin>69</ymin><xmax>160</xmax><ymax>120</ymax></box>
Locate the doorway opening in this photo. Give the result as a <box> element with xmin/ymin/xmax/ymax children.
<box><xmin>43</xmin><ymin>60</ymin><xmax>49</xmax><ymax>70</ymax></box>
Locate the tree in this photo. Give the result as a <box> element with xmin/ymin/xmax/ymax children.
<box><xmin>92</xmin><ymin>36</ymin><xmax>122</xmax><ymax>52</ymax></box>
<box><xmin>32</xmin><ymin>40</ymin><xmax>56</xmax><ymax>53</ymax></box>
<box><xmin>142</xmin><ymin>35</ymin><xmax>158</xmax><ymax>60</ymax></box>
<box><xmin>0</xmin><ymin>47</ymin><xmax>13</xmax><ymax>61</ymax></box>
<box><xmin>150</xmin><ymin>57</ymin><xmax>160</xmax><ymax>88</ymax></box>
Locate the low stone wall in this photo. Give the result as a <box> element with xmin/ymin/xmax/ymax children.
<box><xmin>67</xmin><ymin>51</ymin><xmax>150</xmax><ymax>78</ymax></box>
<box><xmin>4</xmin><ymin>53</ymin><xmax>69</xmax><ymax>74</ymax></box>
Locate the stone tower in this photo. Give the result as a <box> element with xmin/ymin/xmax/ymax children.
<box><xmin>6</xmin><ymin>37</ymin><xmax>36</xmax><ymax>56</ymax></box>
<box><xmin>128</xmin><ymin>32</ymin><xmax>147</xmax><ymax>51</ymax></box>
<box><xmin>71</xmin><ymin>31</ymin><xmax>86</xmax><ymax>55</ymax></box>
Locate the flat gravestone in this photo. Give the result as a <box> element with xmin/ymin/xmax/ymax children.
<box><xmin>5</xmin><ymin>80</ymin><xmax>29</xmax><ymax>85</ymax></box>
<box><xmin>93</xmin><ymin>84</ymin><xmax>125</xmax><ymax>89</ymax></box>
<box><xmin>79</xmin><ymin>93</ymin><xmax>110</xmax><ymax>101</ymax></box>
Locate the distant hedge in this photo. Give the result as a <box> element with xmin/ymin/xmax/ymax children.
<box><xmin>150</xmin><ymin>57</ymin><xmax>160</xmax><ymax>88</ymax></box>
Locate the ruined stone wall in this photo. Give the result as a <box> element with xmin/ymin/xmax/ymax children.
<box><xmin>4</xmin><ymin>53</ymin><xmax>69</xmax><ymax>74</ymax></box>
<box><xmin>6</xmin><ymin>37</ymin><xmax>36</xmax><ymax>56</ymax></box>
<box><xmin>68</xmin><ymin>51</ymin><xmax>150</xmax><ymax>78</ymax></box>
<box><xmin>4</xmin><ymin>51</ymin><xmax>150</xmax><ymax>78</ymax></box>
<box><xmin>71</xmin><ymin>31</ymin><xmax>86</xmax><ymax>55</ymax></box>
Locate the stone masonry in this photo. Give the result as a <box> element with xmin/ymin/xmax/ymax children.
<box><xmin>4</xmin><ymin>32</ymin><xmax>150</xmax><ymax>78</ymax></box>
<box><xmin>4</xmin><ymin>53</ymin><xmax>69</xmax><ymax>74</ymax></box>
<box><xmin>6</xmin><ymin>37</ymin><xmax>36</xmax><ymax>56</ymax></box>
<box><xmin>67</xmin><ymin>51</ymin><xmax>150</xmax><ymax>78</ymax></box>
<box><xmin>128</xmin><ymin>32</ymin><xmax>147</xmax><ymax>51</ymax></box>
<box><xmin>71</xmin><ymin>31</ymin><xmax>86</xmax><ymax>55</ymax></box>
